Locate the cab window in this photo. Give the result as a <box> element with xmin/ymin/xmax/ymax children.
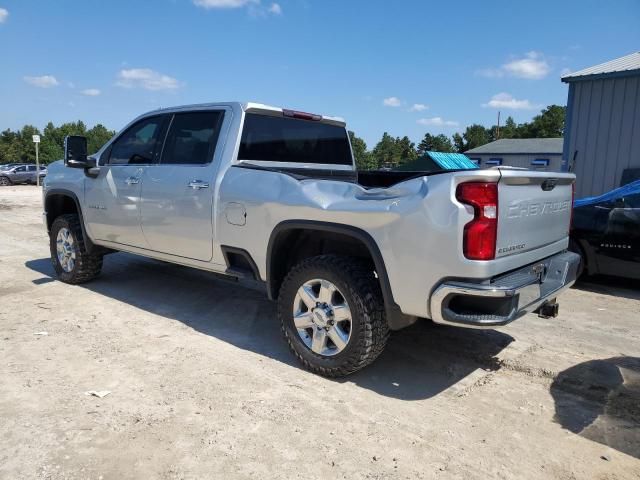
<box><xmin>160</xmin><ymin>111</ymin><xmax>224</xmax><ymax>165</ymax></box>
<box><xmin>108</xmin><ymin>116</ymin><xmax>166</xmax><ymax>165</ymax></box>
<box><xmin>238</xmin><ymin>113</ymin><xmax>352</xmax><ymax>165</ymax></box>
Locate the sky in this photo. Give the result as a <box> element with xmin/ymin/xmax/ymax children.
<box><xmin>1</xmin><ymin>0</ymin><xmax>639</xmax><ymax>147</ymax></box>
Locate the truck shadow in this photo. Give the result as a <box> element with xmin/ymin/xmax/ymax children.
<box><xmin>550</xmin><ymin>357</ymin><xmax>640</xmax><ymax>459</ymax></box>
<box><xmin>573</xmin><ymin>275</ymin><xmax>640</xmax><ymax>301</ymax></box>
<box><xmin>25</xmin><ymin>253</ymin><xmax>514</xmax><ymax>401</ymax></box>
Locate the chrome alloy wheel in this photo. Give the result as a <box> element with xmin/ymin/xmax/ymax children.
<box><xmin>292</xmin><ymin>278</ymin><xmax>352</xmax><ymax>356</ymax></box>
<box><xmin>56</xmin><ymin>227</ymin><xmax>76</xmax><ymax>273</ymax></box>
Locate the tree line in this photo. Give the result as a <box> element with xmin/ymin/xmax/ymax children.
<box><xmin>350</xmin><ymin>105</ymin><xmax>565</xmax><ymax>170</ymax></box>
<box><xmin>0</xmin><ymin>121</ymin><xmax>115</xmax><ymax>164</ymax></box>
<box><xmin>1</xmin><ymin>105</ymin><xmax>564</xmax><ymax>169</ymax></box>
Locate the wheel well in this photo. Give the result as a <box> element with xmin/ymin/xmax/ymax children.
<box><xmin>45</xmin><ymin>194</ymin><xmax>79</xmax><ymax>232</ymax></box>
<box><xmin>268</xmin><ymin>228</ymin><xmax>376</xmax><ymax>300</ymax></box>
<box><xmin>569</xmin><ymin>236</ymin><xmax>590</xmax><ymax>273</ymax></box>
<box><xmin>267</xmin><ymin>222</ymin><xmax>415</xmax><ymax>330</ymax></box>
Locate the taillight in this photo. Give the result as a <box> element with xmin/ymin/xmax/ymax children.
<box><xmin>456</xmin><ymin>182</ymin><xmax>498</xmax><ymax>260</ymax></box>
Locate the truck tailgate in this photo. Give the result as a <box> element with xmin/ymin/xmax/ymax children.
<box><xmin>496</xmin><ymin>169</ymin><xmax>574</xmax><ymax>258</ymax></box>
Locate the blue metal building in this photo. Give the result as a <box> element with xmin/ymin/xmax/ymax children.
<box><xmin>562</xmin><ymin>52</ymin><xmax>640</xmax><ymax>197</ymax></box>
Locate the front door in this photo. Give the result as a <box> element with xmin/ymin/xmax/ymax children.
<box><xmin>12</xmin><ymin>165</ymin><xmax>29</xmax><ymax>183</ymax></box>
<box><xmin>84</xmin><ymin>114</ymin><xmax>168</xmax><ymax>248</ymax></box>
<box><xmin>140</xmin><ymin>110</ymin><xmax>226</xmax><ymax>261</ymax></box>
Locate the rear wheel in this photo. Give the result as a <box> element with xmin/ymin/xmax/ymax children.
<box><xmin>50</xmin><ymin>214</ymin><xmax>103</xmax><ymax>284</ymax></box>
<box><xmin>0</xmin><ymin>176</ymin><xmax>11</xmax><ymax>186</ymax></box>
<box><xmin>278</xmin><ymin>255</ymin><xmax>389</xmax><ymax>377</ymax></box>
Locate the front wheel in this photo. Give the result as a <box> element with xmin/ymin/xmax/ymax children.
<box><xmin>50</xmin><ymin>214</ymin><xmax>103</xmax><ymax>284</ymax></box>
<box><xmin>278</xmin><ymin>255</ymin><xmax>389</xmax><ymax>377</ymax></box>
<box><xmin>0</xmin><ymin>176</ymin><xmax>11</xmax><ymax>186</ymax></box>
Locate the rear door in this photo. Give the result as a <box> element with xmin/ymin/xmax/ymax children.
<box><xmin>139</xmin><ymin>109</ymin><xmax>227</xmax><ymax>261</ymax></box>
<box><xmin>496</xmin><ymin>170</ymin><xmax>574</xmax><ymax>258</ymax></box>
<box><xmin>27</xmin><ymin>165</ymin><xmax>37</xmax><ymax>182</ymax></box>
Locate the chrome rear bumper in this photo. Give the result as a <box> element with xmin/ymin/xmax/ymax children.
<box><xmin>429</xmin><ymin>251</ymin><xmax>580</xmax><ymax>329</ymax></box>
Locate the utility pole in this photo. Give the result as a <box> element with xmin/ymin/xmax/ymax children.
<box><xmin>32</xmin><ymin>134</ymin><xmax>41</xmax><ymax>186</ymax></box>
<box><xmin>496</xmin><ymin>111</ymin><xmax>501</xmax><ymax>140</ymax></box>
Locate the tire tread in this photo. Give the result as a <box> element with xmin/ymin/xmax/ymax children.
<box><xmin>278</xmin><ymin>255</ymin><xmax>389</xmax><ymax>377</ymax></box>
<box><xmin>50</xmin><ymin>214</ymin><xmax>102</xmax><ymax>284</ymax></box>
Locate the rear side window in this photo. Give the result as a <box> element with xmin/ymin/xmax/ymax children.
<box><xmin>109</xmin><ymin>116</ymin><xmax>165</xmax><ymax>165</ymax></box>
<box><xmin>161</xmin><ymin>111</ymin><xmax>224</xmax><ymax>165</ymax></box>
<box><xmin>238</xmin><ymin>113</ymin><xmax>352</xmax><ymax>165</ymax></box>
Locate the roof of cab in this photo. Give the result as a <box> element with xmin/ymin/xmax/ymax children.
<box><xmin>144</xmin><ymin>101</ymin><xmax>346</xmax><ymax>127</ymax></box>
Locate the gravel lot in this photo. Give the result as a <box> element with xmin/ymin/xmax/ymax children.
<box><xmin>1</xmin><ymin>185</ymin><xmax>639</xmax><ymax>480</ymax></box>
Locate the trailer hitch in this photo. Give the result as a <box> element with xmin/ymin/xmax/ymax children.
<box><xmin>536</xmin><ymin>299</ymin><xmax>560</xmax><ymax>319</ymax></box>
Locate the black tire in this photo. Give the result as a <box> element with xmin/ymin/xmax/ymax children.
<box><xmin>50</xmin><ymin>214</ymin><xmax>103</xmax><ymax>284</ymax></box>
<box><xmin>278</xmin><ymin>255</ymin><xmax>389</xmax><ymax>377</ymax></box>
<box><xmin>0</xmin><ymin>176</ymin><xmax>11</xmax><ymax>186</ymax></box>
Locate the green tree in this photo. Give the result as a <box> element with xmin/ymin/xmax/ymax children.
<box><xmin>40</xmin><ymin>122</ymin><xmax>65</xmax><ymax>161</ymax></box>
<box><xmin>87</xmin><ymin>124</ymin><xmax>116</xmax><ymax>154</ymax></box>
<box><xmin>0</xmin><ymin>120</ymin><xmax>117</xmax><ymax>165</ymax></box>
<box><xmin>396</xmin><ymin>136</ymin><xmax>417</xmax><ymax>165</ymax></box>
<box><xmin>526</xmin><ymin>105</ymin><xmax>565</xmax><ymax>138</ymax></box>
<box><xmin>0</xmin><ymin>129</ymin><xmax>20</xmax><ymax>163</ymax></box>
<box><xmin>463</xmin><ymin>124</ymin><xmax>490</xmax><ymax>151</ymax></box>
<box><xmin>452</xmin><ymin>132</ymin><xmax>465</xmax><ymax>153</ymax></box>
<box><xmin>348</xmin><ymin>131</ymin><xmax>376</xmax><ymax>170</ymax></box>
<box><xmin>501</xmin><ymin>116</ymin><xmax>518</xmax><ymax>139</ymax></box>
<box><xmin>417</xmin><ymin>133</ymin><xmax>434</xmax><ymax>155</ymax></box>
<box><xmin>16</xmin><ymin>125</ymin><xmax>42</xmax><ymax>162</ymax></box>
<box><xmin>417</xmin><ymin>133</ymin><xmax>454</xmax><ymax>154</ymax></box>
<box><xmin>371</xmin><ymin>133</ymin><xmax>418</xmax><ymax>168</ymax></box>
<box><xmin>371</xmin><ymin>132</ymin><xmax>397</xmax><ymax>168</ymax></box>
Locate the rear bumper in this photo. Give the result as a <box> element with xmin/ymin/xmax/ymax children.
<box><xmin>429</xmin><ymin>251</ymin><xmax>580</xmax><ymax>329</ymax></box>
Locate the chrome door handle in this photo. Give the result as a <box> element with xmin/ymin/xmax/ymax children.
<box><xmin>188</xmin><ymin>180</ymin><xmax>210</xmax><ymax>190</ymax></box>
<box><xmin>125</xmin><ymin>176</ymin><xmax>140</xmax><ymax>185</ymax></box>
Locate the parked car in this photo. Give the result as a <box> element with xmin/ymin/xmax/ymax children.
<box><xmin>0</xmin><ymin>164</ymin><xmax>47</xmax><ymax>185</ymax></box>
<box><xmin>42</xmin><ymin>102</ymin><xmax>579</xmax><ymax>377</ymax></box>
<box><xmin>0</xmin><ymin>163</ymin><xmax>25</xmax><ymax>171</ymax></box>
<box><xmin>570</xmin><ymin>179</ymin><xmax>640</xmax><ymax>279</ymax></box>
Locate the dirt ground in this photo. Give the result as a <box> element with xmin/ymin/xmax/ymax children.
<box><xmin>1</xmin><ymin>185</ymin><xmax>639</xmax><ymax>480</ymax></box>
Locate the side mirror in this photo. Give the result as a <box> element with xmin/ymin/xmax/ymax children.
<box><xmin>64</xmin><ymin>135</ymin><xmax>94</xmax><ymax>169</ymax></box>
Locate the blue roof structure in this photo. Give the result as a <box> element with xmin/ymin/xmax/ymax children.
<box><xmin>427</xmin><ymin>151</ymin><xmax>478</xmax><ymax>170</ymax></box>
<box><xmin>574</xmin><ymin>179</ymin><xmax>640</xmax><ymax>208</ymax></box>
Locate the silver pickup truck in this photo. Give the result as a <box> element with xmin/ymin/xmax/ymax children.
<box><xmin>43</xmin><ymin>102</ymin><xmax>580</xmax><ymax>376</ymax></box>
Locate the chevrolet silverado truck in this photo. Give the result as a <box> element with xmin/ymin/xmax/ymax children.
<box><xmin>42</xmin><ymin>102</ymin><xmax>580</xmax><ymax>377</ymax></box>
